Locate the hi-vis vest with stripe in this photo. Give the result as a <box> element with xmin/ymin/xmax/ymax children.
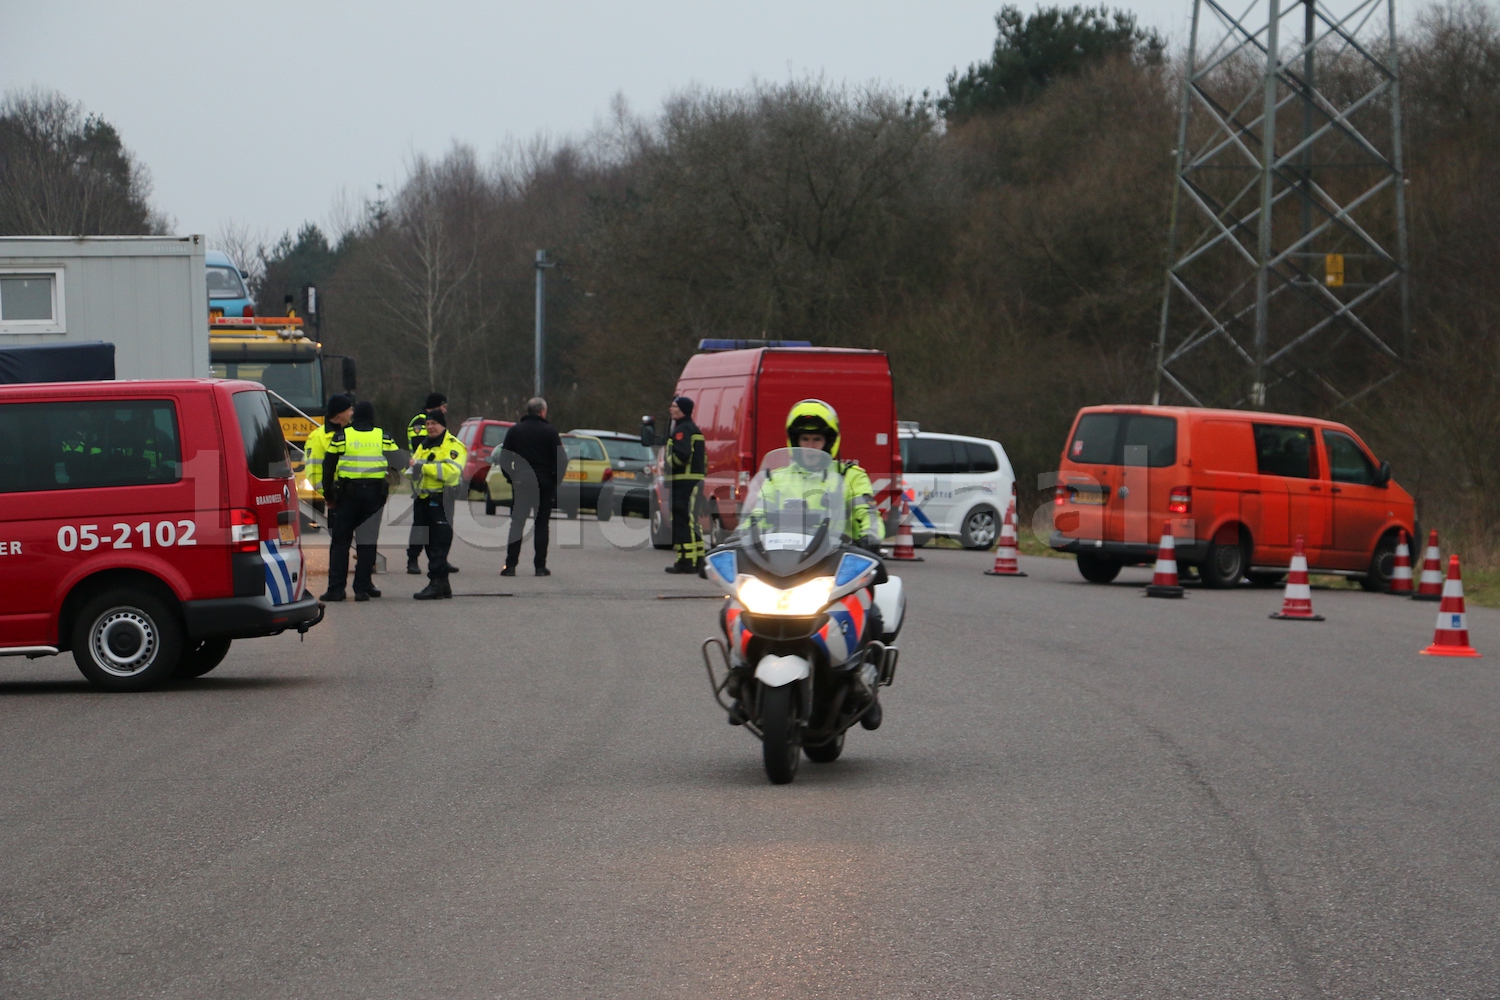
<box><xmin>329</xmin><ymin>427</ymin><xmax>395</xmax><ymax>479</ymax></box>
<box><xmin>409</xmin><ymin>432</ymin><xmax>467</xmax><ymax>496</ymax></box>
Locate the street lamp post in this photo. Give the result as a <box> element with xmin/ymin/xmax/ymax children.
<box><xmin>534</xmin><ymin>250</ymin><xmax>554</xmax><ymax>398</ymax></box>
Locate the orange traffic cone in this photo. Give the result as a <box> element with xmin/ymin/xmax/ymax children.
<box><xmin>1270</xmin><ymin>534</ymin><xmax>1324</xmax><ymax>621</ymax></box>
<box><xmin>984</xmin><ymin>500</ymin><xmax>1027</xmax><ymax>577</ymax></box>
<box><xmin>1420</xmin><ymin>554</ymin><xmax>1481</xmax><ymax>657</ymax></box>
<box><xmin>1387</xmin><ymin>529</ymin><xmax>1413</xmax><ymax>595</ymax></box>
<box><xmin>889</xmin><ymin>484</ymin><xmax>923</xmax><ymax>562</ymax></box>
<box><xmin>1145</xmin><ymin>521</ymin><xmax>1184</xmax><ymax>598</ymax></box>
<box><xmin>1413</xmin><ymin>529</ymin><xmax>1443</xmax><ymax>602</ymax></box>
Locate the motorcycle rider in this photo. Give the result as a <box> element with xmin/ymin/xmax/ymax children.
<box><xmin>722</xmin><ymin>399</ymin><xmax>888</xmax><ymax>727</ymax></box>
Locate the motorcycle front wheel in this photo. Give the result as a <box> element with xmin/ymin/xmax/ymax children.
<box><xmin>760</xmin><ymin>684</ymin><xmax>800</xmax><ymax>785</ymax></box>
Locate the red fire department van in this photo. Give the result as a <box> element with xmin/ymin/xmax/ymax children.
<box><xmin>0</xmin><ymin>379</ymin><xmax>323</xmax><ymax>691</ymax></box>
<box><xmin>648</xmin><ymin>344</ymin><xmax>901</xmax><ymax>547</ymax></box>
<box><xmin>1049</xmin><ymin>404</ymin><xmax>1416</xmax><ymax>589</ymax></box>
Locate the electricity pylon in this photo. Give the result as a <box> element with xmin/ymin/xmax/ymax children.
<box><xmin>1153</xmin><ymin>0</ymin><xmax>1410</xmax><ymax>410</ymax></box>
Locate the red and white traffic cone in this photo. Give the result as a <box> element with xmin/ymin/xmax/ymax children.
<box><xmin>1270</xmin><ymin>534</ymin><xmax>1324</xmax><ymax>621</ymax></box>
<box><xmin>984</xmin><ymin>500</ymin><xmax>1027</xmax><ymax>577</ymax></box>
<box><xmin>1412</xmin><ymin>529</ymin><xmax>1443</xmax><ymax>602</ymax></box>
<box><xmin>1387</xmin><ymin>529</ymin><xmax>1413</xmax><ymax>595</ymax></box>
<box><xmin>1420</xmin><ymin>554</ymin><xmax>1481</xmax><ymax>657</ymax></box>
<box><xmin>1145</xmin><ymin>521</ymin><xmax>1184</xmax><ymax>598</ymax></box>
<box><xmin>889</xmin><ymin>486</ymin><xmax>923</xmax><ymax>562</ymax></box>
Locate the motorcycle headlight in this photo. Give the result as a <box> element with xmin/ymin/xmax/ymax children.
<box><xmin>736</xmin><ymin>575</ymin><xmax>835</xmax><ymax>616</ymax></box>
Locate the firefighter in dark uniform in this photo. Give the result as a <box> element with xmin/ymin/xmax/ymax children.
<box><xmin>320</xmin><ymin>401</ymin><xmax>399</xmax><ymax>602</ymax></box>
<box><xmin>664</xmin><ymin>395</ymin><xmax>706</xmax><ymax>575</ymax></box>
<box><xmin>406</xmin><ymin>392</ymin><xmax>458</xmax><ymax>576</ymax></box>
<box><xmin>407</xmin><ymin>410</ymin><xmax>467</xmax><ymax>600</ymax></box>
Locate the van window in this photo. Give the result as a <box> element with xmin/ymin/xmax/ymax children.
<box><xmin>966</xmin><ymin>441</ymin><xmax>999</xmax><ymax>473</ymax></box>
<box><xmin>1068</xmin><ymin>414</ymin><xmax>1177</xmax><ymax>467</ymax></box>
<box><xmin>0</xmin><ymin>399</ymin><xmax>180</xmax><ymax>493</ymax></box>
<box><xmin>1254</xmin><ymin>424</ymin><xmax>1315</xmax><ymax>479</ymax></box>
<box><xmin>481</xmin><ymin>424</ymin><xmax>508</xmax><ymax>448</ymax></box>
<box><xmin>910</xmin><ymin>438</ymin><xmax>962</xmax><ymax>474</ymax></box>
<box><xmin>1324</xmin><ymin>430</ymin><xmax>1377</xmax><ymax>485</ymax></box>
<box><xmin>232</xmin><ymin>390</ymin><xmax>291</xmax><ymax>479</ymax></box>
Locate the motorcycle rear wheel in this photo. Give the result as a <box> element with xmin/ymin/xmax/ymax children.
<box><xmin>760</xmin><ymin>684</ymin><xmax>800</xmax><ymax>784</ymax></box>
<box><xmin>804</xmin><ymin>731</ymin><xmax>844</xmax><ymax>763</ymax></box>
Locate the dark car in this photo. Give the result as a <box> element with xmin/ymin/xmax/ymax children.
<box><xmin>571</xmin><ymin>429</ymin><xmax>655</xmax><ymax>516</ymax></box>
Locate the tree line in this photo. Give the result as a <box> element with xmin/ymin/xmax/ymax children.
<box><xmin>4</xmin><ymin>2</ymin><xmax>1499</xmax><ymax>551</ymax></box>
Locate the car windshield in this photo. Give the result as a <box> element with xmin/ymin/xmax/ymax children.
<box><xmin>207</xmin><ymin>265</ymin><xmax>248</xmax><ymax>301</ymax></box>
<box><xmin>600</xmin><ymin>439</ymin><xmax>652</xmax><ymax>463</ymax></box>
<box><xmin>733</xmin><ymin>448</ymin><xmax>849</xmax><ymax>577</ymax></box>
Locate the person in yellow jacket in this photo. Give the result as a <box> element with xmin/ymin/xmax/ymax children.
<box><xmin>304</xmin><ymin>393</ymin><xmax>354</xmax><ymax>496</ymax></box>
<box><xmin>320</xmin><ymin>401</ymin><xmax>399</xmax><ymax>602</ymax></box>
<box><xmin>406</xmin><ymin>410</ymin><xmax>467</xmax><ymax>600</ymax></box>
<box><xmin>768</xmin><ymin>399</ymin><xmax>885</xmax><ymax>547</ymax></box>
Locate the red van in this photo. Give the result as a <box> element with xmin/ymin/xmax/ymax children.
<box><xmin>1049</xmin><ymin>405</ymin><xmax>1416</xmax><ymax>589</ymax></box>
<box><xmin>0</xmin><ymin>379</ymin><xmax>323</xmax><ymax>691</ymax></box>
<box><xmin>648</xmin><ymin>347</ymin><xmax>902</xmax><ymax>548</ymax></box>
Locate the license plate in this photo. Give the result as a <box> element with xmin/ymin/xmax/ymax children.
<box><xmin>1071</xmin><ymin>489</ymin><xmax>1108</xmax><ymax>505</ymax></box>
<box><xmin>278</xmin><ymin>524</ymin><xmax>296</xmax><ymax>544</ymax></box>
<box><xmin>564</xmin><ymin>470</ymin><xmax>587</xmax><ymax>481</ymax></box>
<box><xmin>613</xmin><ymin>471</ymin><xmax>635</xmax><ymax>481</ymax></box>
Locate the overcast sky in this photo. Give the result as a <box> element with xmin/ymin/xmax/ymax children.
<box><xmin>3</xmin><ymin>1</ymin><xmax>1195</xmax><ymax>244</ymax></box>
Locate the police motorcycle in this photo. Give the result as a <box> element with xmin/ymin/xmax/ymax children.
<box><xmin>700</xmin><ymin>448</ymin><xmax>905</xmax><ymax>784</ymax></box>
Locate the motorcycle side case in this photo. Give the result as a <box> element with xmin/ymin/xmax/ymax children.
<box><xmin>874</xmin><ymin>577</ymin><xmax>904</xmax><ymax>643</ymax></box>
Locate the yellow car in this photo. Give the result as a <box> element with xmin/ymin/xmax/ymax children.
<box><xmin>482</xmin><ymin>432</ymin><xmax>614</xmax><ymax>519</ymax></box>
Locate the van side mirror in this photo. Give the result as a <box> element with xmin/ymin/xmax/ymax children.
<box><xmin>640</xmin><ymin>415</ymin><xmax>656</xmax><ymax>448</ymax></box>
<box><xmin>341</xmin><ymin>357</ymin><xmax>357</xmax><ymax>393</ymax></box>
<box><xmin>1375</xmin><ymin>459</ymin><xmax>1391</xmax><ymax>487</ymax></box>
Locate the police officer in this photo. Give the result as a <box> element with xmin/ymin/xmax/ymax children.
<box><xmin>407</xmin><ymin>410</ymin><xmax>467</xmax><ymax>600</ymax></box>
<box><xmin>305</xmin><ymin>393</ymin><xmax>353</xmax><ymax>498</ymax></box>
<box><xmin>320</xmin><ymin>401</ymin><xmax>398</xmax><ymax>602</ymax></box>
<box><xmin>406</xmin><ymin>392</ymin><xmax>457</xmax><ymax>576</ymax></box>
<box><xmin>663</xmin><ymin>395</ymin><xmax>706</xmax><ymax>575</ymax></box>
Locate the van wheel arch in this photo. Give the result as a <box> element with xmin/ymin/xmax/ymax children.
<box><xmin>1359</xmin><ymin>528</ymin><xmax>1402</xmax><ymax>592</ymax></box>
<box><xmin>59</xmin><ymin>570</ymin><xmax>183</xmax><ymax>653</ymax></box>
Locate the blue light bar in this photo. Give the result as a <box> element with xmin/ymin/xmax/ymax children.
<box><xmin>697</xmin><ymin>339</ymin><xmax>813</xmax><ymax>352</ymax></box>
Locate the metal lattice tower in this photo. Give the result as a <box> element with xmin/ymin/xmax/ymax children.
<box><xmin>1153</xmin><ymin>0</ymin><xmax>1410</xmax><ymax>410</ymax></box>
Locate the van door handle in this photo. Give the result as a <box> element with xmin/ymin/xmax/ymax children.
<box><xmin>1330</xmin><ymin>486</ymin><xmax>1343</xmax><ymax>494</ymax></box>
<box><xmin>1308</xmin><ymin>485</ymin><xmax>1321</xmax><ymax>491</ymax></box>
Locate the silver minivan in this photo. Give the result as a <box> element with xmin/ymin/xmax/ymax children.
<box><xmin>898</xmin><ymin>425</ymin><xmax>1016</xmax><ymax>549</ymax></box>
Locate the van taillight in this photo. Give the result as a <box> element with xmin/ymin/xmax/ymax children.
<box><xmin>1055</xmin><ymin>483</ymin><xmax>1068</xmax><ymax>503</ymax></box>
<box><xmin>230</xmin><ymin>509</ymin><xmax>260</xmax><ymax>552</ymax></box>
<box><xmin>1169</xmin><ymin>486</ymin><xmax>1192</xmax><ymax>515</ymax></box>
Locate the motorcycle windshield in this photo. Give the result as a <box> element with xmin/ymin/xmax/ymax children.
<box><xmin>734</xmin><ymin>448</ymin><xmax>849</xmax><ymax>577</ymax></box>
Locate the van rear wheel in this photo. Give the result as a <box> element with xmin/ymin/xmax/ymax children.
<box><xmin>1201</xmin><ymin>540</ymin><xmax>1246</xmax><ymax>588</ymax></box>
<box><xmin>1076</xmin><ymin>552</ymin><xmax>1121</xmax><ymax>584</ymax></box>
<box><xmin>178</xmin><ymin>638</ymin><xmax>232</xmax><ymax>678</ymax></box>
<box><xmin>71</xmin><ymin>588</ymin><xmax>184</xmax><ymax>692</ymax></box>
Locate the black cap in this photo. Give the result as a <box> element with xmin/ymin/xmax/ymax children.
<box><xmin>673</xmin><ymin>396</ymin><xmax>694</xmax><ymax>416</ymax></box>
<box><xmin>424</xmin><ymin>392</ymin><xmax>448</xmax><ymax>410</ymax></box>
<box><xmin>352</xmin><ymin>400</ymin><xmax>376</xmax><ymax>428</ymax></box>
<box><xmin>326</xmin><ymin>393</ymin><xmax>354</xmax><ymax>417</ymax></box>
<box><xmin>424</xmin><ymin>409</ymin><xmax>448</xmax><ymax>428</ymax></box>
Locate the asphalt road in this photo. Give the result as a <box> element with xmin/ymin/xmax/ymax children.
<box><xmin>2</xmin><ymin>508</ymin><xmax>1497</xmax><ymax>999</ymax></box>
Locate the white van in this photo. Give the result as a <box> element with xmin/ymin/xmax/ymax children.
<box><xmin>898</xmin><ymin>425</ymin><xmax>1015</xmax><ymax>549</ymax></box>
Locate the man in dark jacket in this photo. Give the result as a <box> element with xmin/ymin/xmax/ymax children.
<box><xmin>664</xmin><ymin>395</ymin><xmax>706</xmax><ymax>575</ymax></box>
<box><xmin>498</xmin><ymin>396</ymin><xmax>565</xmax><ymax>576</ymax></box>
